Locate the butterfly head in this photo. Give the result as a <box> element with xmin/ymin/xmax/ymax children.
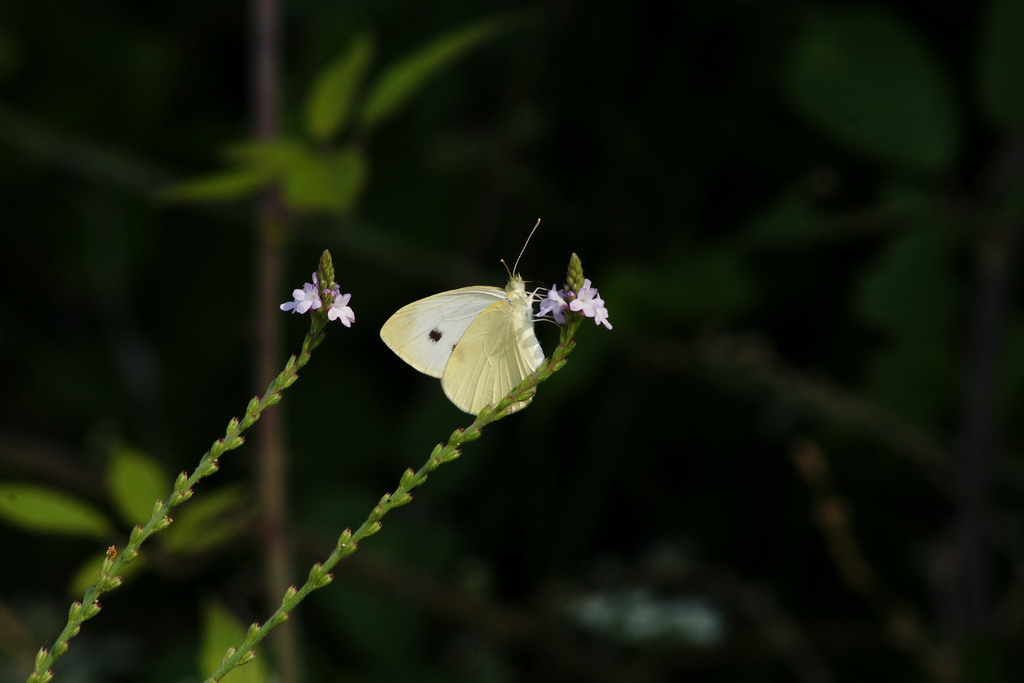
<box><xmin>505</xmin><ymin>273</ymin><xmax>532</xmax><ymax>304</ymax></box>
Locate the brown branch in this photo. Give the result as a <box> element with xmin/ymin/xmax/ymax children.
<box><xmin>0</xmin><ymin>104</ymin><xmax>172</xmax><ymax>192</ymax></box>
<box><xmin>694</xmin><ymin>568</ymin><xmax>834</xmax><ymax>683</ymax></box>
<box><xmin>789</xmin><ymin>438</ymin><xmax>956</xmax><ymax>683</ymax></box>
<box><xmin>0</xmin><ymin>600</ymin><xmax>37</xmax><ymax>674</ymax></box>
<box><xmin>0</xmin><ymin>428</ymin><xmax>105</xmax><ymax>496</ymax></box>
<box><xmin>250</xmin><ymin>0</ymin><xmax>297</xmax><ymax>679</ymax></box>
<box><xmin>955</xmin><ymin>135</ymin><xmax>1024</xmax><ymax>639</ymax></box>
<box><xmin>646</xmin><ymin>333</ymin><xmax>955</xmax><ymax>489</ymax></box>
<box><xmin>955</xmin><ymin>224</ymin><xmax>1013</xmax><ymax>637</ymax></box>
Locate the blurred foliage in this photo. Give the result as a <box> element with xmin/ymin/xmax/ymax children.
<box><xmin>108</xmin><ymin>445</ymin><xmax>169</xmax><ymax>526</ymax></box>
<box><xmin>2</xmin><ymin>1</ymin><xmax>1024</xmax><ymax>682</ymax></box>
<box><xmin>161</xmin><ymin>13</ymin><xmax>518</xmax><ymax>215</ymax></box>
<box><xmin>784</xmin><ymin>6</ymin><xmax>959</xmax><ymax>172</ymax></box>
<box><xmin>198</xmin><ymin>602</ymin><xmax>269</xmax><ymax>683</ymax></box>
<box><xmin>0</xmin><ymin>485</ymin><xmax>112</xmax><ymax>540</ymax></box>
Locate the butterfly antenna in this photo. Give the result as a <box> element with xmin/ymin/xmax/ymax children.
<box><xmin>511</xmin><ymin>218</ymin><xmax>542</xmax><ymax>275</ymax></box>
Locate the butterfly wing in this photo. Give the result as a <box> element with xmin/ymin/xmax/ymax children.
<box><xmin>380</xmin><ymin>286</ymin><xmax>506</xmax><ymax>378</ymax></box>
<box><xmin>442</xmin><ymin>291</ymin><xmax>545</xmax><ymax>415</ymax></box>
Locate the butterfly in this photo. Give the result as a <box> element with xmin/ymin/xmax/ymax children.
<box><xmin>380</xmin><ymin>222</ymin><xmax>546</xmax><ymax>415</ymax></box>
<box><xmin>379</xmin><ymin>273</ymin><xmax>545</xmax><ymax>415</ymax></box>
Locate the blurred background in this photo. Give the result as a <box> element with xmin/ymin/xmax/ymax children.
<box><xmin>2</xmin><ymin>0</ymin><xmax>1023</xmax><ymax>681</ymax></box>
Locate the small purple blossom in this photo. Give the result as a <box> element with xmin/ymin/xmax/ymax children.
<box><xmin>281</xmin><ymin>271</ymin><xmax>356</xmax><ymax>326</ymax></box>
<box><xmin>537</xmin><ymin>285</ymin><xmax>570</xmax><ymax>324</ymax></box>
<box><xmin>536</xmin><ymin>278</ymin><xmax>612</xmax><ymax>329</ymax></box>
<box><xmin>328</xmin><ymin>291</ymin><xmax>355</xmax><ymax>327</ymax></box>
<box><xmin>280</xmin><ymin>273</ymin><xmax>322</xmax><ymax>314</ymax></box>
<box><xmin>569</xmin><ymin>278</ymin><xmax>612</xmax><ymax>329</ymax></box>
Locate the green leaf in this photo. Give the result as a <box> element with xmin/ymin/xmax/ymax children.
<box><xmin>305</xmin><ymin>32</ymin><xmax>375</xmax><ymax>142</ymax></box>
<box><xmin>664</xmin><ymin>248</ymin><xmax>755</xmax><ymax>322</ymax></box>
<box><xmin>977</xmin><ymin>0</ymin><xmax>1024</xmax><ymax>130</ymax></box>
<box><xmin>158</xmin><ymin>168</ymin><xmax>272</xmax><ymax>203</ymax></box>
<box><xmin>360</xmin><ymin>14</ymin><xmax>513</xmax><ymax>128</ymax></box>
<box><xmin>198</xmin><ymin>601</ymin><xmax>268</xmax><ymax>683</ymax></box>
<box><xmin>0</xmin><ymin>483</ymin><xmax>113</xmax><ymax>538</ymax></box>
<box><xmin>853</xmin><ymin>223</ymin><xmax>962</xmax><ymax>341</ymax></box>
<box><xmin>162</xmin><ymin>485</ymin><xmax>248</xmax><ymax>555</ymax></box>
<box><xmin>281</xmin><ymin>146</ymin><xmax>366</xmax><ymax>214</ymax></box>
<box><xmin>962</xmin><ymin>635</ymin><xmax>1009</xmax><ymax>683</ymax></box>
<box><xmin>741</xmin><ymin>191</ymin><xmax>826</xmax><ymax>247</ymax></box>
<box><xmin>158</xmin><ymin>139</ymin><xmax>307</xmax><ymax>204</ymax></box>
<box><xmin>864</xmin><ymin>340</ymin><xmax>957</xmax><ymax>427</ymax></box>
<box><xmin>68</xmin><ymin>549</ymin><xmax>146</xmax><ymax>597</ymax></box>
<box><xmin>784</xmin><ymin>7</ymin><xmax>958</xmax><ymax>172</ymax></box>
<box><xmin>0</xmin><ymin>29</ymin><xmax>21</xmax><ymax>83</ymax></box>
<box><xmin>108</xmin><ymin>446</ymin><xmax>169</xmax><ymax>525</ymax></box>
<box><xmin>223</xmin><ymin>138</ymin><xmax>306</xmax><ymax>172</ymax></box>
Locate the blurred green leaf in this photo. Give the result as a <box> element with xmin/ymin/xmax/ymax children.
<box><xmin>281</xmin><ymin>146</ymin><xmax>366</xmax><ymax>214</ymax></box>
<box><xmin>0</xmin><ymin>484</ymin><xmax>113</xmax><ymax>538</ymax></box>
<box><xmin>224</xmin><ymin>137</ymin><xmax>306</xmax><ymax>171</ymax></box>
<box><xmin>198</xmin><ymin>601</ymin><xmax>268</xmax><ymax>683</ymax></box>
<box><xmin>108</xmin><ymin>445</ymin><xmax>168</xmax><ymax>526</ymax></box>
<box><xmin>962</xmin><ymin>635</ymin><xmax>1008</xmax><ymax>683</ymax></box>
<box><xmin>666</xmin><ymin>248</ymin><xmax>755</xmax><ymax>321</ymax></box>
<box><xmin>853</xmin><ymin>224</ymin><xmax>962</xmax><ymax>340</ymax></box>
<box><xmin>0</xmin><ymin>30</ymin><xmax>22</xmax><ymax>82</ymax></box>
<box><xmin>741</xmin><ymin>191</ymin><xmax>826</xmax><ymax>247</ymax></box>
<box><xmin>609</xmin><ymin>247</ymin><xmax>755</xmax><ymax>328</ymax></box>
<box><xmin>978</xmin><ymin>0</ymin><xmax>1024</xmax><ymax>130</ymax></box>
<box><xmin>68</xmin><ymin>549</ymin><xmax>146</xmax><ymax>597</ymax></box>
<box><xmin>305</xmin><ymin>32</ymin><xmax>375</xmax><ymax>142</ymax></box>
<box><xmin>159</xmin><ymin>139</ymin><xmax>306</xmax><ymax>203</ymax></box>
<box><xmin>855</xmin><ymin>215</ymin><xmax>963</xmax><ymax>423</ymax></box>
<box><xmin>360</xmin><ymin>14</ymin><xmax>512</xmax><ymax>128</ymax></box>
<box><xmin>158</xmin><ymin>168</ymin><xmax>272</xmax><ymax>203</ymax></box>
<box><xmin>162</xmin><ymin>485</ymin><xmax>248</xmax><ymax>555</ymax></box>
<box><xmin>864</xmin><ymin>340</ymin><xmax>958</xmax><ymax>427</ymax></box>
<box><xmin>784</xmin><ymin>7</ymin><xmax>958</xmax><ymax>171</ymax></box>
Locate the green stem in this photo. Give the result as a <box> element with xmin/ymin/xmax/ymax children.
<box><xmin>26</xmin><ymin>316</ymin><xmax>329</xmax><ymax>683</ymax></box>
<box><xmin>204</xmin><ymin>292</ymin><xmax>585</xmax><ymax>682</ymax></box>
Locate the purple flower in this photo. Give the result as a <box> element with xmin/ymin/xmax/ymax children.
<box><xmin>280</xmin><ymin>273</ymin><xmax>323</xmax><ymax>314</ymax></box>
<box><xmin>537</xmin><ymin>284</ymin><xmax>570</xmax><ymax>324</ymax></box>
<box><xmin>537</xmin><ymin>278</ymin><xmax>612</xmax><ymax>329</ymax></box>
<box><xmin>569</xmin><ymin>279</ymin><xmax>612</xmax><ymax>329</ymax></box>
<box><xmin>328</xmin><ymin>291</ymin><xmax>355</xmax><ymax>327</ymax></box>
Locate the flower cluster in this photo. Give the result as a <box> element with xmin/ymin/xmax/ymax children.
<box><xmin>280</xmin><ymin>273</ymin><xmax>355</xmax><ymax>327</ymax></box>
<box><xmin>537</xmin><ymin>278</ymin><xmax>612</xmax><ymax>329</ymax></box>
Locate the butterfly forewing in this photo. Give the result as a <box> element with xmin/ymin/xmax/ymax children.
<box><xmin>380</xmin><ymin>286</ymin><xmax>506</xmax><ymax>377</ymax></box>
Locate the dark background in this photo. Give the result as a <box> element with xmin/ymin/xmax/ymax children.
<box><xmin>2</xmin><ymin>1</ymin><xmax>1023</xmax><ymax>681</ymax></box>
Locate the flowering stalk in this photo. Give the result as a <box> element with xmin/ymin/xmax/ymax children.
<box><xmin>537</xmin><ymin>254</ymin><xmax>611</xmax><ymax>330</ymax></box>
<box><xmin>204</xmin><ymin>253</ymin><xmax>597</xmax><ymax>682</ymax></box>
<box><xmin>27</xmin><ymin>250</ymin><xmax>344</xmax><ymax>683</ymax></box>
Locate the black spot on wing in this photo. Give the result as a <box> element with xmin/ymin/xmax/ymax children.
<box><xmin>428</xmin><ymin>329</ymin><xmax>443</xmax><ymax>342</ymax></box>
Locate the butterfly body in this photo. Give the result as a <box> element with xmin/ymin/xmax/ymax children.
<box><xmin>380</xmin><ymin>275</ymin><xmax>544</xmax><ymax>414</ymax></box>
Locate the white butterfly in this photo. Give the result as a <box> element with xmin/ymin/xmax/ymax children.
<box><xmin>379</xmin><ymin>273</ymin><xmax>545</xmax><ymax>415</ymax></box>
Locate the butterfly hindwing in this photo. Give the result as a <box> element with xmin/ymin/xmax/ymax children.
<box><xmin>442</xmin><ymin>289</ymin><xmax>544</xmax><ymax>414</ymax></box>
<box><xmin>380</xmin><ymin>286</ymin><xmax>506</xmax><ymax>378</ymax></box>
